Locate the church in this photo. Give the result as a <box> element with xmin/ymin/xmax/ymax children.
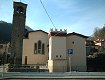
<box><xmin>22</xmin><ymin>29</ymin><xmax>88</xmax><ymax>72</ymax></box>
<box><xmin>11</xmin><ymin>1</ymin><xmax>88</xmax><ymax>72</ymax></box>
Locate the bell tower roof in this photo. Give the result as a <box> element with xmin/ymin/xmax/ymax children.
<box><xmin>13</xmin><ymin>2</ymin><xmax>27</xmax><ymax>8</ymax></box>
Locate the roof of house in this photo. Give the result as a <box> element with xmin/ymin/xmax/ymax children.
<box><xmin>67</xmin><ymin>32</ymin><xmax>88</xmax><ymax>38</ymax></box>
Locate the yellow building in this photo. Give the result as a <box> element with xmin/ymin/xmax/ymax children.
<box><xmin>67</xmin><ymin>32</ymin><xmax>87</xmax><ymax>71</ymax></box>
<box><xmin>22</xmin><ymin>29</ymin><xmax>88</xmax><ymax>72</ymax></box>
<box><xmin>22</xmin><ymin>30</ymin><xmax>49</xmax><ymax>66</ymax></box>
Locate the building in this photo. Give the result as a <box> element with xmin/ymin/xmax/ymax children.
<box><xmin>86</xmin><ymin>38</ymin><xmax>96</xmax><ymax>56</ymax></box>
<box><xmin>11</xmin><ymin>2</ymin><xmax>27</xmax><ymax>65</ymax></box>
<box><xmin>22</xmin><ymin>30</ymin><xmax>49</xmax><ymax>66</ymax></box>
<box><xmin>48</xmin><ymin>29</ymin><xmax>67</xmax><ymax>72</ymax></box>
<box><xmin>0</xmin><ymin>1</ymin><xmax>88</xmax><ymax>72</ymax></box>
<box><xmin>0</xmin><ymin>41</ymin><xmax>10</xmax><ymax>64</ymax></box>
<box><xmin>22</xmin><ymin>29</ymin><xmax>88</xmax><ymax>72</ymax></box>
<box><xmin>66</xmin><ymin>32</ymin><xmax>88</xmax><ymax>72</ymax></box>
<box><xmin>95</xmin><ymin>39</ymin><xmax>105</xmax><ymax>53</ymax></box>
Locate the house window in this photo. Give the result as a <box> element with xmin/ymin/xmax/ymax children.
<box><xmin>0</xmin><ymin>45</ymin><xmax>3</xmax><ymax>49</ymax></box>
<box><xmin>34</xmin><ymin>43</ymin><xmax>37</xmax><ymax>54</ymax></box>
<box><xmin>42</xmin><ymin>43</ymin><xmax>45</xmax><ymax>54</ymax></box>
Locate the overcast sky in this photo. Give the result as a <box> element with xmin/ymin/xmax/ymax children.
<box><xmin>0</xmin><ymin>0</ymin><xmax>105</xmax><ymax>36</ymax></box>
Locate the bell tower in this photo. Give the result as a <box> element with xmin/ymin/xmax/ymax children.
<box><xmin>11</xmin><ymin>2</ymin><xmax>27</xmax><ymax>66</ymax></box>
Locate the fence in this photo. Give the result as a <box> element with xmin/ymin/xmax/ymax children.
<box><xmin>0</xmin><ymin>64</ymin><xmax>48</xmax><ymax>73</ymax></box>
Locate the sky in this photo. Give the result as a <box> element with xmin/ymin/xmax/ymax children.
<box><xmin>0</xmin><ymin>0</ymin><xmax>105</xmax><ymax>36</ymax></box>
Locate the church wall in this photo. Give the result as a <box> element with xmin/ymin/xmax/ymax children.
<box><xmin>22</xmin><ymin>31</ymin><xmax>48</xmax><ymax>65</ymax></box>
<box><xmin>67</xmin><ymin>35</ymin><xmax>87</xmax><ymax>71</ymax></box>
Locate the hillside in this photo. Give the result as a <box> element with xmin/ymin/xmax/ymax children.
<box><xmin>0</xmin><ymin>21</ymin><xmax>33</xmax><ymax>42</ymax></box>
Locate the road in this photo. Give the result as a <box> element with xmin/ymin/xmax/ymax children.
<box><xmin>0</xmin><ymin>72</ymin><xmax>105</xmax><ymax>79</ymax></box>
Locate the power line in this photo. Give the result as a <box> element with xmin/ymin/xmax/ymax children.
<box><xmin>40</xmin><ymin>0</ymin><xmax>67</xmax><ymax>37</ymax></box>
<box><xmin>40</xmin><ymin>0</ymin><xmax>56</xmax><ymax>28</ymax></box>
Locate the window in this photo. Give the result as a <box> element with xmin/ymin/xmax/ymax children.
<box><xmin>42</xmin><ymin>43</ymin><xmax>45</xmax><ymax>54</ymax></box>
<box><xmin>0</xmin><ymin>45</ymin><xmax>3</xmax><ymax>49</ymax></box>
<box><xmin>38</xmin><ymin>40</ymin><xmax>41</xmax><ymax>49</ymax></box>
<box><xmin>25</xmin><ymin>56</ymin><xmax>27</xmax><ymax>65</ymax></box>
<box><xmin>34</xmin><ymin>43</ymin><xmax>37</xmax><ymax>54</ymax></box>
<box><xmin>72</xmin><ymin>41</ymin><xmax>74</xmax><ymax>44</ymax></box>
<box><xmin>34</xmin><ymin>40</ymin><xmax>45</xmax><ymax>54</ymax></box>
<box><xmin>56</xmin><ymin>55</ymin><xmax>58</xmax><ymax>58</ymax></box>
<box><xmin>38</xmin><ymin>40</ymin><xmax>41</xmax><ymax>53</ymax></box>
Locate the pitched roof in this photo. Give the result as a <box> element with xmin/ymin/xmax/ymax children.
<box><xmin>28</xmin><ymin>30</ymin><xmax>48</xmax><ymax>34</ymax></box>
<box><xmin>67</xmin><ymin>32</ymin><xmax>88</xmax><ymax>38</ymax></box>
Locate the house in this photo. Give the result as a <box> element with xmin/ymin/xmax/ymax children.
<box><xmin>94</xmin><ymin>39</ymin><xmax>105</xmax><ymax>53</ymax></box>
<box><xmin>0</xmin><ymin>41</ymin><xmax>10</xmax><ymax>64</ymax></box>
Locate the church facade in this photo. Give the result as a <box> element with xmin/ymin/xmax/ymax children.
<box><xmin>22</xmin><ymin>29</ymin><xmax>88</xmax><ymax>72</ymax></box>
<box><xmin>22</xmin><ymin>30</ymin><xmax>49</xmax><ymax>65</ymax></box>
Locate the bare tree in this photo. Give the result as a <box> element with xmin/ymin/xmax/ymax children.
<box><xmin>93</xmin><ymin>25</ymin><xmax>105</xmax><ymax>40</ymax></box>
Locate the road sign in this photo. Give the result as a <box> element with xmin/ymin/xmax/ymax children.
<box><xmin>67</xmin><ymin>48</ymin><xmax>73</xmax><ymax>72</ymax></box>
<box><xmin>67</xmin><ymin>49</ymin><xmax>73</xmax><ymax>56</ymax></box>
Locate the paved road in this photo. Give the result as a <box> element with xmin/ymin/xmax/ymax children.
<box><xmin>0</xmin><ymin>72</ymin><xmax>105</xmax><ymax>79</ymax></box>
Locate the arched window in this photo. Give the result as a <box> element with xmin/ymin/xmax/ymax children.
<box><xmin>42</xmin><ymin>43</ymin><xmax>45</xmax><ymax>54</ymax></box>
<box><xmin>34</xmin><ymin>43</ymin><xmax>37</xmax><ymax>54</ymax></box>
<box><xmin>34</xmin><ymin>40</ymin><xmax>45</xmax><ymax>54</ymax></box>
<box><xmin>38</xmin><ymin>40</ymin><xmax>41</xmax><ymax>53</ymax></box>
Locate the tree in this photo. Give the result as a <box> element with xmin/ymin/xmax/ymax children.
<box><xmin>93</xmin><ymin>27</ymin><xmax>100</xmax><ymax>40</ymax></box>
<box><xmin>93</xmin><ymin>25</ymin><xmax>105</xmax><ymax>40</ymax></box>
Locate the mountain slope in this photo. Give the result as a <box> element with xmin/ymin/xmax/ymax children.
<box><xmin>0</xmin><ymin>21</ymin><xmax>33</xmax><ymax>42</ymax></box>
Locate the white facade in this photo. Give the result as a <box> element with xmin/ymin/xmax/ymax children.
<box><xmin>48</xmin><ymin>31</ymin><xmax>67</xmax><ymax>72</ymax></box>
<box><xmin>49</xmin><ymin>36</ymin><xmax>67</xmax><ymax>60</ymax></box>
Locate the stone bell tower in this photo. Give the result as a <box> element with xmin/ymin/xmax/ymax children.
<box><xmin>11</xmin><ymin>2</ymin><xmax>27</xmax><ymax>66</ymax></box>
